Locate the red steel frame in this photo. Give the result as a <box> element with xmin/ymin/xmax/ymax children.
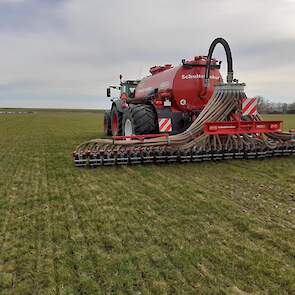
<box><xmin>111</xmin><ymin>121</ymin><xmax>283</xmax><ymax>140</ymax></box>
<box><xmin>204</xmin><ymin>120</ymin><xmax>282</xmax><ymax>135</ymax></box>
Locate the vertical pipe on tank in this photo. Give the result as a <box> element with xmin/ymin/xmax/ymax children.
<box><xmin>204</xmin><ymin>38</ymin><xmax>234</xmax><ymax>87</ymax></box>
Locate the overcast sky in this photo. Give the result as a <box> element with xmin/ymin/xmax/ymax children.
<box><xmin>0</xmin><ymin>0</ymin><xmax>295</xmax><ymax>109</ymax></box>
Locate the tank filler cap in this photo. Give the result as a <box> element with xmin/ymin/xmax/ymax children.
<box><xmin>150</xmin><ymin>64</ymin><xmax>173</xmax><ymax>75</ymax></box>
<box><xmin>194</xmin><ymin>56</ymin><xmax>206</xmax><ymax>61</ymax></box>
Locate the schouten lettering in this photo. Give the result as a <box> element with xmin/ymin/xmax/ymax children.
<box><xmin>181</xmin><ymin>74</ymin><xmax>219</xmax><ymax>80</ymax></box>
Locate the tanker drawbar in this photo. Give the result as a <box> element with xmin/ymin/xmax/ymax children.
<box><xmin>73</xmin><ymin>38</ymin><xmax>295</xmax><ymax>167</ymax></box>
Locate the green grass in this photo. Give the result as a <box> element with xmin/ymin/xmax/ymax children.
<box><xmin>0</xmin><ymin>111</ymin><xmax>294</xmax><ymax>295</ymax></box>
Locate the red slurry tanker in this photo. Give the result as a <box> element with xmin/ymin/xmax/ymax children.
<box><xmin>74</xmin><ymin>38</ymin><xmax>295</xmax><ymax>167</ymax></box>
<box><xmin>104</xmin><ymin>55</ymin><xmax>223</xmax><ymax>136</ymax></box>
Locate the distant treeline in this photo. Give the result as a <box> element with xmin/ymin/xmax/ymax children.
<box><xmin>257</xmin><ymin>96</ymin><xmax>295</xmax><ymax>114</ymax></box>
<box><xmin>0</xmin><ymin>111</ymin><xmax>34</xmax><ymax>115</ymax></box>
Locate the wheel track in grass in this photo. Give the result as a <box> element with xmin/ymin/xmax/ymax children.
<box><xmin>44</xmin><ymin>153</ymin><xmax>62</xmax><ymax>295</ymax></box>
<box><xmin>44</xmin><ymin>116</ymin><xmax>110</xmax><ymax>292</ymax></box>
<box><xmin>30</xmin><ymin>145</ymin><xmax>57</xmax><ymax>294</ymax></box>
<box><xmin>16</xmin><ymin>115</ymin><xmax>59</xmax><ymax>294</ymax></box>
<box><xmin>7</xmin><ymin>118</ymin><xmax>51</xmax><ymax>294</ymax></box>
<box><xmin>0</xmin><ymin>158</ymin><xmax>21</xmax><ymax>255</ymax></box>
<box><xmin>74</xmin><ymin>170</ymin><xmax>175</xmax><ymax>292</ymax></box>
<box><xmin>130</xmin><ymin>168</ymin><xmax>210</xmax><ymax>293</ymax></box>
<box><xmin>34</xmin><ymin>155</ymin><xmax>57</xmax><ymax>294</ymax></box>
<box><xmin>20</xmin><ymin>154</ymin><xmax>41</xmax><ymax>295</ymax></box>
<box><xmin>64</xmin><ymin>169</ymin><xmax>120</xmax><ymax>291</ymax></box>
<box><xmin>0</xmin><ymin>117</ymin><xmax>27</xmax><ymax>291</ymax></box>
<box><xmin>121</xmin><ymin>166</ymin><xmax>203</xmax><ymax>292</ymax></box>
<box><xmin>0</xmin><ymin>117</ymin><xmax>29</xmax><ymax>232</ymax></box>
<box><xmin>85</xmin><ymin>168</ymin><xmax>198</xmax><ymax>292</ymax></box>
<box><xmin>124</xmin><ymin>165</ymin><xmax>209</xmax><ymax>229</ymax></box>
<box><xmin>67</xmin><ymin>196</ymin><xmax>105</xmax><ymax>288</ymax></box>
<box><xmin>0</xmin><ymin>117</ymin><xmax>30</xmax><ymax>267</ymax></box>
<box><xmin>43</xmin><ymin>123</ymin><xmax>83</xmax><ymax>295</ymax></box>
<box><xmin>4</xmin><ymin>154</ymin><xmax>33</xmax><ymax>292</ymax></box>
<box><xmin>68</xmin><ymin>125</ymin><xmax>127</xmax><ymax>291</ymax></box>
<box><xmin>99</xmin><ymin>174</ymin><xmax>165</xmax><ymax>292</ymax></box>
<box><xmin>0</xmin><ymin>169</ymin><xmax>22</xmax><ymax>293</ymax></box>
<box><xmin>47</xmin><ymin>114</ymin><xmax>113</xmax><ymax>291</ymax></box>
<box><xmin>0</xmin><ymin>114</ymin><xmax>54</xmax><ymax>293</ymax></box>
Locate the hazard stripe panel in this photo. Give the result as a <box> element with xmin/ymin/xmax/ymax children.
<box><xmin>242</xmin><ymin>97</ymin><xmax>258</xmax><ymax>116</ymax></box>
<box><xmin>158</xmin><ymin>118</ymin><xmax>172</xmax><ymax>132</ymax></box>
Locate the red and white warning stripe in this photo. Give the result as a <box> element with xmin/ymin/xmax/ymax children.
<box><xmin>242</xmin><ymin>97</ymin><xmax>257</xmax><ymax>116</ymax></box>
<box><xmin>158</xmin><ymin>118</ymin><xmax>172</xmax><ymax>132</ymax></box>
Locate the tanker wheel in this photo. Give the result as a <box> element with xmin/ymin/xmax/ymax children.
<box><xmin>123</xmin><ymin>104</ymin><xmax>158</xmax><ymax>136</ymax></box>
<box><xmin>111</xmin><ymin>106</ymin><xmax>123</xmax><ymax>136</ymax></box>
<box><xmin>103</xmin><ymin>111</ymin><xmax>112</xmax><ymax>136</ymax></box>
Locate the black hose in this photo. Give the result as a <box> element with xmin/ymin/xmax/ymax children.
<box><xmin>204</xmin><ymin>37</ymin><xmax>234</xmax><ymax>87</ymax></box>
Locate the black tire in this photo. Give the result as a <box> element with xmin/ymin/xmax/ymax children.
<box><xmin>111</xmin><ymin>106</ymin><xmax>123</xmax><ymax>136</ymax></box>
<box><xmin>103</xmin><ymin>111</ymin><xmax>112</xmax><ymax>136</ymax></box>
<box><xmin>122</xmin><ymin>104</ymin><xmax>158</xmax><ymax>135</ymax></box>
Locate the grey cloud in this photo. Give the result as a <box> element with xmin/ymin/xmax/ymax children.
<box><xmin>0</xmin><ymin>0</ymin><xmax>66</xmax><ymax>33</ymax></box>
<box><xmin>0</xmin><ymin>0</ymin><xmax>295</xmax><ymax>108</ymax></box>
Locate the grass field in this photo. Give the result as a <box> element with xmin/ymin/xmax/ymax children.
<box><xmin>0</xmin><ymin>111</ymin><xmax>294</xmax><ymax>295</ymax></box>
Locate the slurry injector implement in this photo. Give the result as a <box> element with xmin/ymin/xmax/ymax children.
<box><xmin>73</xmin><ymin>38</ymin><xmax>295</xmax><ymax>167</ymax></box>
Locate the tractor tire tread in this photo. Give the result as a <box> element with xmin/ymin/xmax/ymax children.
<box><xmin>129</xmin><ymin>104</ymin><xmax>158</xmax><ymax>134</ymax></box>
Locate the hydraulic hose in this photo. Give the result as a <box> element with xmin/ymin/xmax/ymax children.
<box><xmin>204</xmin><ymin>37</ymin><xmax>234</xmax><ymax>87</ymax></box>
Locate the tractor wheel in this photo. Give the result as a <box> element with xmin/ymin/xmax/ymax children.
<box><xmin>103</xmin><ymin>111</ymin><xmax>112</xmax><ymax>136</ymax></box>
<box><xmin>111</xmin><ymin>106</ymin><xmax>123</xmax><ymax>136</ymax></box>
<box><xmin>123</xmin><ymin>104</ymin><xmax>158</xmax><ymax>136</ymax></box>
